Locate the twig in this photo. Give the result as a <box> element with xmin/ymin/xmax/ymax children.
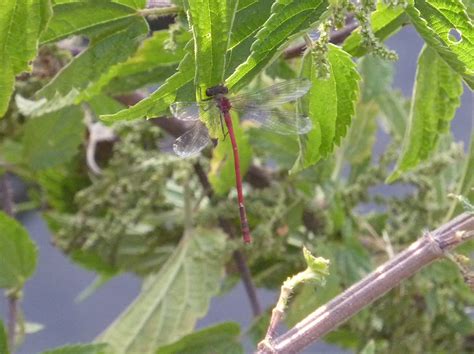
<box><xmin>257</xmin><ymin>212</ymin><xmax>474</xmax><ymax>353</ymax></box>
<box><xmin>284</xmin><ymin>21</ymin><xmax>359</xmax><ymax>60</ymax></box>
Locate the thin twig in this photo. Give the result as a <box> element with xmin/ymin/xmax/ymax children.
<box><xmin>258</xmin><ymin>212</ymin><xmax>474</xmax><ymax>353</ymax></box>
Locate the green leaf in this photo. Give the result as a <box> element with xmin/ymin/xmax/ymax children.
<box><xmin>97</xmin><ymin>228</ymin><xmax>228</xmax><ymax>354</ymax></box>
<box><xmin>225</xmin><ymin>0</ymin><xmax>328</xmax><ymax>91</ymax></box>
<box><xmin>0</xmin><ymin>0</ymin><xmax>52</xmax><ymax>117</ymax></box>
<box><xmin>40</xmin><ymin>2</ymin><xmax>137</xmax><ymax>44</ymax></box>
<box><xmin>405</xmin><ymin>0</ymin><xmax>474</xmax><ymax>88</ymax></box>
<box><xmin>387</xmin><ymin>45</ymin><xmax>463</xmax><ymax>183</ymax></box>
<box><xmin>22</xmin><ymin>105</ymin><xmax>84</xmax><ymax>170</ymax></box>
<box><xmin>360</xmin><ymin>340</ymin><xmax>376</xmax><ymax>354</ymax></box>
<box><xmin>343</xmin><ymin>3</ymin><xmax>407</xmax><ymax>57</ymax></box>
<box><xmin>0</xmin><ymin>212</ymin><xmax>38</xmax><ymax>289</ymax></box>
<box><xmin>208</xmin><ymin>115</ymin><xmax>252</xmax><ymax>195</ymax></box>
<box><xmin>342</xmin><ymin>101</ymin><xmax>378</xmax><ymax>165</ymax></box>
<box><xmin>155</xmin><ymin>322</ymin><xmax>242</xmax><ymax>354</ymax></box>
<box><xmin>40</xmin><ymin>343</ymin><xmax>109</xmax><ymax>354</ymax></box>
<box><xmin>187</xmin><ymin>0</ymin><xmax>238</xmax><ymax>97</ymax></box>
<box><xmin>100</xmin><ymin>30</ymin><xmax>190</xmax><ymax>94</ymax></box>
<box><xmin>291</xmin><ymin>44</ymin><xmax>360</xmax><ymax>173</ymax></box>
<box><xmin>358</xmin><ymin>55</ymin><xmax>394</xmax><ymax>102</ymax></box>
<box><xmin>377</xmin><ymin>90</ymin><xmax>408</xmax><ymax>140</ymax></box>
<box><xmin>0</xmin><ymin>319</ymin><xmax>8</xmax><ymax>354</ymax></box>
<box><xmin>114</xmin><ymin>0</ymin><xmax>146</xmax><ymax>9</ymax></box>
<box><xmin>100</xmin><ymin>49</ymin><xmax>195</xmax><ymax>122</ymax></box>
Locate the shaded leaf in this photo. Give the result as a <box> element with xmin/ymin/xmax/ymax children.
<box><xmin>358</xmin><ymin>55</ymin><xmax>394</xmax><ymax>102</ymax></box>
<box><xmin>22</xmin><ymin>106</ymin><xmax>84</xmax><ymax>170</ymax></box>
<box><xmin>405</xmin><ymin>0</ymin><xmax>474</xmax><ymax>88</ymax></box>
<box><xmin>40</xmin><ymin>343</ymin><xmax>109</xmax><ymax>354</ymax></box>
<box><xmin>208</xmin><ymin>115</ymin><xmax>252</xmax><ymax>195</ymax></box>
<box><xmin>155</xmin><ymin>322</ymin><xmax>242</xmax><ymax>354</ymax></box>
<box><xmin>97</xmin><ymin>228</ymin><xmax>228</xmax><ymax>354</ymax></box>
<box><xmin>0</xmin><ymin>212</ymin><xmax>38</xmax><ymax>290</ymax></box>
<box><xmin>343</xmin><ymin>3</ymin><xmax>407</xmax><ymax>57</ymax></box>
<box><xmin>226</xmin><ymin>0</ymin><xmax>328</xmax><ymax>91</ymax></box>
<box><xmin>0</xmin><ymin>0</ymin><xmax>52</xmax><ymax>116</ymax></box>
<box><xmin>292</xmin><ymin>44</ymin><xmax>360</xmax><ymax>173</ymax></box>
<box><xmin>387</xmin><ymin>45</ymin><xmax>463</xmax><ymax>182</ymax></box>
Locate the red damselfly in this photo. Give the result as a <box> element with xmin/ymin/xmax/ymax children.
<box><xmin>170</xmin><ymin>79</ymin><xmax>312</xmax><ymax>243</ymax></box>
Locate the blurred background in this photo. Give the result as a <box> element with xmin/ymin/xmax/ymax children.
<box><xmin>0</xmin><ymin>26</ymin><xmax>472</xmax><ymax>354</ymax></box>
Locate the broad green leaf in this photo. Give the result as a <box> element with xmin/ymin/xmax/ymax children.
<box><xmin>22</xmin><ymin>106</ymin><xmax>84</xmax><ymax>170</ymax></box>
<box><xmin>377</xmin><ymin>90</ymin><xmax>408</xmax><ymax>140</ymax></box>
<box><xmin>225</xmin><ymin>0</ymin><xmax>328</xmax><ymax>91</ymax></box>
<box><xmin>0</xmin><ymin>0</ymin><xmax>52</xmax><ymax>116</ymax></box>
<box><xmin>98</xmin><ymin>228</ymin><xmax>228</xmax><ymax>354</ymax></box>
<box><xmin>114</xmin><ymin>0</ymin><xmax>146</xmax><ymax>9</ymax></box>
<box><xmin>40</xmin><ymin>343</ymin><xmax>109</xmax><ymax>354</ymax></box>
<box><xmin>225</xmin><ymin>0</ymin><xmax>275</xmax><ymax>76</ymax></box>
<box><xmin>100</xmin><ymin>50</ymin><xmax>195</xmax><ymax>122</ymax></box>
<box><xmin>358</xmin><ymin>55</ymin><xmax>394</xmax><ymax>102</ymax></box>
<box><xmin>291</xmin><ymin>44</ymin><xmax>360</xmax><ymax>173</ymax></box>
<box><xmin>40</xmin><ymin>2</ymin><xmax>137</xmax><ymax>44</ymax></box>
<box><xmin>0</xmin><ymin>212</ymin><xmax>38</xmax><ymax>289</ymax></box>
<box><xmin>405</xmin><ymin>0</ymin><xmax>474</xmax><ymax>88</ymax></box>
<box><xmin>100</xmin><ymin>30</ymin><xmax>190</xmax><ymax>94</ymax></box>
<box><xmin>186</xmin><ymin>0</ymin><xmax>238</xmax><ymax>97</ymax></box>
<box><xmin>342</xmin><ymin>101</ymin><xmax>378</xmax><ymax>165</ymax></box>
<box><xmin>208</xmin><ymin>115</ymin><xmax>252</xmax><ymax>195</ymax></box>
<box><xmin>0</xmin><ymin>319</ymin><xmax>8</xmax><ymax>354</ymax></box>
<box><xmin>387</xmin><ymin>45</ymin><xmax>463</xmax><ymax>183</ymax></box>
<box><xmin>343</xmin><ymin>3</ymin><xmax>408</xmax><ymax>57</ymax></box>
<box><xmin>155</xmin><ymin>322</ymin><xmax>242</xmax><ymax>354</ymax></box>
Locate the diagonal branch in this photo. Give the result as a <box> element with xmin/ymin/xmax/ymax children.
<box><xmin>257</xmin><ymin>212</ymin><xmax>474</xmax><ymax>354</ymax></box>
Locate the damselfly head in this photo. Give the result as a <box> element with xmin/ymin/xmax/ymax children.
<box><xmin>206</xmin><ymin>84</ymin><xmax>228</xmax><ymax>97</ymax></box>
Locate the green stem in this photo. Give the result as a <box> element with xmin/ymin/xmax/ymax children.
<box><xmin>138</xmin><ymin>6</ymin><xmax>180</xmax><ymax>17</ymax></box>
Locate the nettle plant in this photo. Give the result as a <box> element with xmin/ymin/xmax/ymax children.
<box><xmin>0</xmin><ymin>0</ymin><xmax>473</xmax><ymax>353</ymax></box>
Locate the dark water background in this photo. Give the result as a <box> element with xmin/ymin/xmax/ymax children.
<box><xmin>1</xmin><ymin>27</ymin><xmax>472</xmax><ymax>354</ymax></box>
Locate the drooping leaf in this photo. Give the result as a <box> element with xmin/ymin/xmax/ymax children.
<box><xmin>291</xmin><ymin>44</ymin><xmax>360</xmax><ymax>173</ymax></box>
<box><xmin>343</xmin><ymin>3</ymin><xmax>408</xmax><ymax>57</ymax></box>
<box><xmin>22</xmin><ymin>16</ymin><xmax>149</xmax><ymax>116</ymax></box>
<box><xmin>186</xmin><ymin>0</ymin><xmax>238</xmax><ymax>97</ymax></box>
<box><xmin>387</xmin><ymin>45</ymin><xmax>463</xmax><ymax>183</ymax></box>
<box><xmin>100</xmin><ymin>49</ymin><xmax>195</xmax><ymax>122</ymax></box>
<box><xmin>405</xmin><ymin>0</ymin><xmax>474</xmax><ymax>88</ymax></box>
<box><xmin>208</xmin><ymin>114</ymin><xmax>252</xmax><ymax>195</ymax></box>
<box><xmin>0</xmin><ymin>319</ymin><xmax>8</xmax><ymax>354</ymax></box>
<box><xmin>40</xmin><ymin>2</ymin><xmax>138</xmax><ymax>44</ymax></box>
<box><xmin>226</xmin><ymin>0</ymin><xmax>328</xmax><ymax>91</ymax></box>
<box><xmin>0</xmin><ymin>0</ymin><xmax>52</xmax><ymax>116</ymax></box>
<box><xmin>0</xmin><ymin>212</ymin><xmax>38</xmax><ymax>290</ymax></box>
<box><xmin>225</xmin><ymin>0</ymin><xmax>275</xmax><ymax>76</ymax></box>
<box><xmin>97</xmin><ymin>228</ymin><xmax>228</xmax><ymax>354</ymax></box>
<box><xmin>155</xmin><ymin>322</ymin><xmax>243</xmax><ymax>354</ymax></box>
<box><xmin>22</xmin><ymin>105</ymin><xmax>84</xmax><ymax>170</ymax></box>
<box><xmin>40</xmin><ymin>343</ymin><xmax>109</xmax><ymax>354</ymax></box>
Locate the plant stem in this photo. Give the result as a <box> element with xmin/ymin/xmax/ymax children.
<box><xmin>138</xmin><ymin>5</ymin><xmax>180</xmax><ymax>17</ymax></box>
<box><xmin>6</xmin><ymin>294</ymin><xmax>18</xmax><ymax>350</ymax></box>
<box><xmin>257</xmin><ymin>212</ymin><xmax>474</xmax><ymax>353</ymax></box>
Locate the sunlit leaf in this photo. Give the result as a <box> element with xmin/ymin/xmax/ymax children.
<box><xmin>22</xmin><ymin>106</ymin><xmax>84</xmax><ymax>170</ymax></box>
<box><xmin>155</xmin><ymin>322</ymin><xmax>242</xmax><ymax>354</ymax></box>
<box><xmin>387</xmin><ymin>45</ymin><xmax>463</xmax><ymax>182</ymax></box>
<box><xmin>292</xmin><ymin>44</ymin><xmax>360</xmax><ymax>173</ymax></box>
<box><xmin>0</xmin><ymin>212</ymin><xmax>38</xmax><ymax>290</ymax></box>
<box><xmin>226</xmin><ymin>0</ymin><xmax>328</xmax><ymax>91</ymax></box>
<box><xmin>405</xmin><ymin>0</ymin><xmax>474</xmax><ymax>88</ymax></box>
<box><xmin>0</xmin><ymin>0</ymin><xmax>52</xmax><ymax>116</ymax></box>
<box><xmin>97</xmin><ymin>228</ymin><xmax>228</xmax><ymax>354</ymax></box>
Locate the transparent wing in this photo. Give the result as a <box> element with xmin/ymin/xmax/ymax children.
<box><xmin>231</xmin><ymin>78</ymin><xmax>311</xmax><ymax>110</ymax></box>
<box><xmin>173</xmin><ymin>122</ymin><xmax>211</xmax><ymax>158</ymax></box>
<box><xmin>241</xmin><ymin>107</ymin><xmax>312</xmax><ymax>135</ymax></box>
<box><xmin>170</xmin><ymin>101</ymin><xmax>219</xmax><ymax>121</ymax></box>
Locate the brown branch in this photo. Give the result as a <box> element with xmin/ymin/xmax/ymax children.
<box><xmin>257</xmin><ymin>212</ymin><xmax>474</xmax><ymax>353</ymax></box>
<box><xmin>284</xmin><ymin>21</ymin><xmax>359</xmax><ymax>60</ymax></box>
